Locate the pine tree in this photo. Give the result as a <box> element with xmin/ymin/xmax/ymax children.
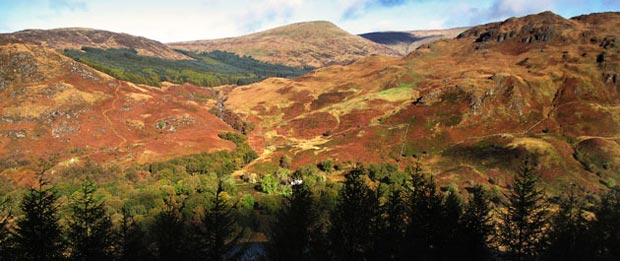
<box><xmin>402</xmin><ymin>171</ymin><xmax>446</xmax><ymax>260</ymax></box>
<box><xmin>499</xmin><ymin>159</ymin><xmax>549</xmax><ymax>260</ymax></box>
<box><xmin>116</xmin><ymin>205</ymin><xmax>151</xmax><ymax>261</ymax></box>
<box><xmin>268</xmin><ymin>181</ymin><xmax>316</xmax><ymax>261</ymax></box>
<box><xmin>151</xmin><ymin>194</ymin><xmax>188</xmax><ymax>260</ymax></box>
<box><xmin>67</xmin><ymin>181</ymin><xmax>113</xmax><ymax>260</ymax></box>
<box><xmin>194</xmin><ymin>181</ymin><xmax>242</xmax><ymax>261</ymax></box>
<box><xmin>592</xmin><ymin>187</ymin><xmax>620</xmax><ymax>259</ymax></box>
<box><xmin>0</xmin><ymin>197</ymin><xmax>14</xmax><ymax>260</ymax></box>
<box><xmin>329</xmin><ymin>166</ymin><xmax>376</xmax><ymax>260</ymax></box>
<box><xmin>375</xmin><ymin>188</ymin><xmax>406</xmax><ymax>261</ymax></box>
<box><xmin>14</xmin><ymin>176</ymin><xmax>66</xmax><ymax>260</ymax></box>
<box><xmin>461</xmin><ymin>185</ymin><xmax>494</xmax><ymax>260</ymax></box>
<box><xmin>440</xmin><ymin>185</ymin><xmax>464</xmax><ymax>259</ymax></box>
<box><xmin>546</xmin><ymin>186</ymin><xmax>595</xmax><ymax>260</ymax></box>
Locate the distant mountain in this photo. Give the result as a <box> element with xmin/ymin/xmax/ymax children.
<box><xmin>169</xmin><ymin>21</ymin><xmax>399</xmax><ymax>68</ymax></box>
<box><xmin>360</xmin><ymin>27</ymin><xmax>469</xmax><ymax>55</ymax></box>
<box><xmin>0</xmin><ymin>28</ymin><xmax>190</xmax><ymax>60</ymax></box>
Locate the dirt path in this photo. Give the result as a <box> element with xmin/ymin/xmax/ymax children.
<box><xmin>102</xmin><ymin>83</ymin><xmax>128</xmax><ymax>148</ymax></box>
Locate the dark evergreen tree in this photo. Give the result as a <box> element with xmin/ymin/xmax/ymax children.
<box><xmin>440</xmin><ymin>185</ymin><xmax>464</xmax><ymax>260</ymax></box>
<box><xmin>67</xmin><ymin>181</ymin><xmax>113</xmax><ymax>260</ymax></box>
<box><xmin>116</xmin><ymin>205</ymin><xmax>151</xmax><ymax>261</ymax></box>
<box><xmin>546</xmin><ymin>186</ymin><xmax>595</xmax><ymax>260</ymax></box>
<box><xmin>268</xmin><ymin>181</ymin><xmax>316</xmax><ymax>261</ymax></box>
<box><xmin>499</xmin><ymin>159</ymin><xmax>549</xmax><ymax>260</ymax></box>
<box><xmin>402</xmin><ymin>170</ymin><xmax>446</xmax><ymax>260</ymax></box>
<box><xmin>0</xmin><ymin>197</ymin><xmax>14</xmax><ymax>260</ymax></box>
<box><xmin>461</xmin><ymin>185</ymin><xmax>494</xmax><ymax>260</ymax></box>
<box><xmin>375</xmin><ymin>188</ymin><xmax>406</xmax><ymax>261</ymax></box>
<box><xmin>329</xmin><ymin>166</ymin><xmax>376</xmax><ymax>260</ymax></box>
<box><xmin>14</xmin><ymin>176</ymin><xmax>66</xmax><ymax>260</ymax></box>
<box><xmin>151</xmin><ymin>195</ymin><xmax>188</xmax><ymax>260</ymax></box>
<box><xmin>592</xmin><ymin>187</ymin><xmax>620</xmax><ymax>259</ymax></box>
<box><xmin>193</xmin><ymin>181</ymin><xmax>242</xmax><ymax>261</ymax></box>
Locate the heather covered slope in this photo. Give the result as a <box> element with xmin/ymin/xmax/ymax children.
<box><xmin>169</xmin><ymin>21</ymin><xmax>399</xmax><ymax>68</ymax></box>
<box><xmin>223</xmin><ymin>11</ymin><xmax>620</xmax><ymax>191</ymax></box>
<box><xmin>0</xmin><ymin>28</ymin><xmax>190</xmax><ymax>60</ymax></box>
<box><xmin>0</xmin><ymin>42</ymin><xmax>237</xmax><ymax>176</ymax></box>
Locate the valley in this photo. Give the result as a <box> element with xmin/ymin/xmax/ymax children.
<box><xmin>0</xmin><ymin>8</ymin><xmax>619</xmax><ymax>260</ymax></box>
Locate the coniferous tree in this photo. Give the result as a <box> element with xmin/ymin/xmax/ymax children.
<box><xmin>546</xmin><ymin>186</ymin><xmax>595</xmax><ymax>260</ymax></box>
<box><xmin>402</xmin><ymin>171</ymin><xmax>445</xmax><ymax>260</ymax></box>
<box><xmin>14</xmin><ymin>176</ymin><xmax>66</xmax><ymax>260</ymax></box>
<box><xmin>499</xmin><ymin>159</ymin><xmax>549</xmax><ymax>260</ymax></box>
<box><xmin>375</xmin><ymin>188</ymin><xmax>406</xmax><ymax>261</ymax></box>
<box><xmin>440</xmin><ymin>185</ymin><xmax>464</xmax><ymax>259</ymax></box>
<box><xmin>268</xmin><ymin>181</ymin><xmax>316</xmax><ymax>261</ymax></box>
<box><xmin>116</xmin><ymin>205</ymin><xmax>151</xmax><ymax>261</ymax></box>
<box><xmin>0</xmin><ymin>197</ymin><xmax>14</xmax><ymax>260</ymax></box>
<box><xmin>329</xmin><ymin>166</ymin><xmax>376</xmax><ymax>260</ymax></box>
<box><xmin>194</xmin><ymin>181</ymin><xmax>242</xmax><ymax>261</ymax></box>
<box><xmin>460</xmin><ymin>185</ymin><xmax>494</xmax><ymax>260</ymax></box>
<box><xmin>592</xmin><ymin>187</ymin><xmax>620</xmax><ymax>259</ymax></box>
<box><xmin>151</xmin><ymin>194</ymin><xmax>188</xmax><ymax>260</ymax></box>
<box><xmin>67</xmin><ymin>181</ymin><xmax>113</xmax><ymax>260</ymax></box>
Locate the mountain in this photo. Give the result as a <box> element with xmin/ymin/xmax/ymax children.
<box><xmin>0</xmin><ymin>41</ymin><xmax>235</xmax><ymax>172</ymax></box>
<box><xmin>360</xmin><ymin>27</ymin><xmax>469</xmax><ymax>55</ymax></box>
<box><xmin>0</xmin><ymin>28</ymin><xmax>190</xmax><ymax>60</ymax></box>
<box><xmin>221</xmin><ymin>11</ymin><xmax>620</xmax><ymax>191</ymax></box>
<box><xmin>169</xmin><ymin>21</ymin><xmax>399</xmax><ymax>68</ymax></box>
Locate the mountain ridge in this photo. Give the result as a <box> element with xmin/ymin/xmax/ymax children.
<box><xmin>169</xmin><ymin>21</ymin><xmax>399</xmax><ymax>68</ymax></box>
<box><xmin>1</xmin><ymin>27</ymin><xmax>190</xmax><ymax>60</ymax></box>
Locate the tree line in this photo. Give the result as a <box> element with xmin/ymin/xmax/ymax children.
<box><xmin>0</xmin><ymin>159</ymin><xmax>618</xmax><ymax>260</ymax></box>
<box><xmin>270</xmin><ymin>158</ymin><xmax>620</xmax><ymax>261</ymax></box>
<box><xmin>63</xmin><ymin>48</ymin><xmax>310</xmax><ymax>87</ymax></box>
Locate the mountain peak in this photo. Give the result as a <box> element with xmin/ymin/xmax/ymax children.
<box><xmin>169</xmin><ymin>21</ymin><xmax>398</xmax><ymax>68</ymax></box>
<box><xmin>458</xmin><ymin>11</ymin><xmax>574</xmax><ymax>45</ymax></box>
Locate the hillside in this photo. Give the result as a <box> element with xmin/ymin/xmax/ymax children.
<box><xmin>360</xmin><ymin>27</ymin><xmax>469</xmax><ymax>55</ymax></box>
<box><xmin>62</xmin><ymin>48</ymin><xmax>309</xmax><ymax>87</ymax></box>
<box><xmin>0</xmin><ymin>27</ymin><xmax>190</xmax><ymax>60</ymax></box>
<box><xmin>1</xmin><ymin>12</ymin><xmax>619</xmax><ymax>191</ymax></box>
<box><xmin>0</xmin><ymin>41</ymin><xmax>237</xmax><ymax>178</ymax></box>
<box><xmin>222</xmin><ymin>11</ymin><xmax>620</xmax><ymax>191</ymax></box>
<box><xmin>169</xmin><ymin>21</ymin><xmax>399</xmax><ymax>68</ymax></box>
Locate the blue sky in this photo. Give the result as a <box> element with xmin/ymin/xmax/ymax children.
<box><xmin>0</xmin><ymin>0</ymin><xmax>618</xmax><ymax>42</ymax></box>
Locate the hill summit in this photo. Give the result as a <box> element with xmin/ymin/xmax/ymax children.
<box><xmin>169</xmin><ymin>21</ymin><xmax>398</xmax><ymax>68</ymax></box>
<box><xmin>1</xmin><ymin>28</ymin><xmax>190</xmax><ymax>60</ymax></box>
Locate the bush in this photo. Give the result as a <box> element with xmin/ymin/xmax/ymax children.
<box><xmin>260</xmin><ymin>175</ymin><xmax>280</xmax><ymax>194</ymax></box>
<box><xmin>317</xmin><ymin>159</ymin><xmax>335</xmax><ymax>173</ymax></box>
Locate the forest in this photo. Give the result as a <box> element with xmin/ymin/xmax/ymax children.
<box><xmin>63</xmin><ymin>48</ymin><xmax>310</xmax><ymax>87</ymax></box>
<box><xmin>0</xmin><ymin>133</ymin><xmax>618</xmax><ymax>260</ymax></box>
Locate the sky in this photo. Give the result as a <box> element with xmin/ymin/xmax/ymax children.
<box><xmin>0</xmin><ymin>0</ymin><xmax>618</xmax><ymax>43</ymax></box>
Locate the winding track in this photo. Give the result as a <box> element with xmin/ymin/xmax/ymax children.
<box><xmin>101</xmin><ymin>82</ymin><xmax>128</xmax><ymax>148</ymax></box>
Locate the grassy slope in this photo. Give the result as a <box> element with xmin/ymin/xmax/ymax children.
<box><xmin>169</xmin><ymin>21</ymin><xmax>398</xmax><ymax>68</ymax></box>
